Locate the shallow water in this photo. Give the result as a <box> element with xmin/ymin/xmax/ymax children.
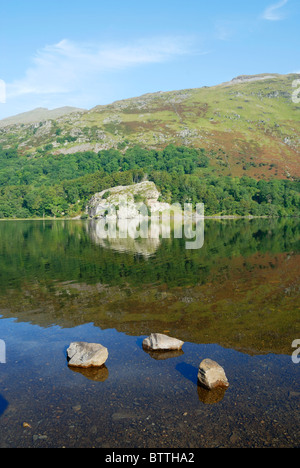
<box><xmin>0</xmin><ymin>218</ymin><xmax>299</xmax><ymax>448</ymax></box>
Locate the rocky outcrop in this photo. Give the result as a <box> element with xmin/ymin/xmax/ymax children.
<box><xmin>54</xmin><ymin>141</ymin><xmax>114</xmax><ymax>155</ymax></box>
<box><xmin>142</xmin><ymin>333</ymin><xmax>184</xmax><ymax>351</ymax></box>
<box><xmin>67</xmin><ymin>342</ymin><xmax>108</xmax><ymax>368</ymax></box>
<box><xmin>87</xmin><ymin>181</ymin><xmax>171</xmax><ymax>219</ymax></box>
<box><xmin>197</xmin><ymin>358</ymin><xmax>229</xmax><ymax>390</ymax></box>
<box><xmin>230</xmin><ymin>74</ymin><xmax>278</xmax><ymax>85</ymax></box>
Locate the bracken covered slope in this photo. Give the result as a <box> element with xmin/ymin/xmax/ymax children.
<box><xmin>0</xmin><ymin>73</ymin><xmax>299</xmax><ymax>180</ymax></box>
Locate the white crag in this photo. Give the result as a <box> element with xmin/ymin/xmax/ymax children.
<box><xmin>86</xmin><ymin>181</ymin><xmax>171</xmax><ymax>219</ymax></box>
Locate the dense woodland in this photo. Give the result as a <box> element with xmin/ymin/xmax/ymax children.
<box><xmin>0</xmin><ymin>144</ymin><xmax>299</xmax><ymax>218</ymax></box>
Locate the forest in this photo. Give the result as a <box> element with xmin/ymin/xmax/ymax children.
<box><xmin>0</xmin><ymin>144</ymin><xmax>299</xmax><ymax>218</ymax></box>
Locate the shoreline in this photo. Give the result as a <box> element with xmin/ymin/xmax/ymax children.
<box><xmin>0</xmin><ymin>214</ymin><xmax>296</xmax><ymax>222</ymax></box>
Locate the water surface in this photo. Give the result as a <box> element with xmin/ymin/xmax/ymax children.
<box><xmin>0</xmin><ymin>218</ymin><xmax>299</xmax><ymax>448</ymax></box>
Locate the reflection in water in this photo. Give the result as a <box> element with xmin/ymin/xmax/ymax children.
<box><xmin>197</xmin><ymin>385</ymin><xmax>228</xmax><ymax>404</ymax></box>
<box><xmin>87</xmin><ymin>216</ymin><xmax>205</xmax><ymax>256</ymax></box>
<box><xmin>69</xmin><ymin>365</ymin><xmax>109</xmax><ymax>382</ymax></box>
<box><xmin>0</xmin><ymin>219</ymin><xmax>299</xmax><ymax>448</ymax></box>
<box><xmin>0</xmin><ymin>218</ymin><xmax>299</xmax><ymax>354</ymax></box>
<box><xmin>88</xmin><ymin>218</ymin><xmax>161</xmax><ymax>257</ymax></box>
<box><xmin>143</xmin><ymin>348</ymin><xmax>184</xmax><ymax>360</ymax></box>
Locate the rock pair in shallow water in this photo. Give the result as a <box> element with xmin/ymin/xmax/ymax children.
<box><xmin>143</xmin><ymin>334</ymin><xmax>229</xmax><ymax>390</ymax></box>
<box><xmin>66</xmin><ymin>333</ymin><xmax>183</xmax><ymax>368</ymax></box>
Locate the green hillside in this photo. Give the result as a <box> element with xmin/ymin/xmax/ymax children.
<box><xmin>0</xmin><ymin>73</ymin><xmax>299</xmax><ymax>219</ymax></box>
<box><xmin>1</xmin><ymin>73</ymin><xmax>299</xmax><ymax>180</ymax></box>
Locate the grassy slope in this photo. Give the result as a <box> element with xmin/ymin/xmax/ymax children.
<box><xmin>0</xmin><ymin>73</ymin><xmax>299</xmax><ymax>180</ymax></box>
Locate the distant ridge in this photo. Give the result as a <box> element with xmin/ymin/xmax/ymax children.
<box><xmin>0</xmin><ymin>106</ymin><xmax>86</xmax><ymax>128</ymax></box>
<box><xmin>229</xmin><ymin>73</ymin><xmax>280</xmax><ymax>84</ymax></box>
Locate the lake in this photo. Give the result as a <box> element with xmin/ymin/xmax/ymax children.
<box><xmin>0</xmin><ymin>218</ymin><xmax>299</xmax><ymax>448</ymax></box>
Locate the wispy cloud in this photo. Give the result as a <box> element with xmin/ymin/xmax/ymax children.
<box><xmin>262</xmin><ymin>0</ymin><xmax>288</xmax><ymax>21</ymax></box>
<box><xmin>214</xmin><ymin>21</ymin><xmax>235</xmax><ymax>41</ymax></box>
<box><xmin>7</xmin><ymin>36</ymin><xmax>195</xmax><ymax>100</ymax></box>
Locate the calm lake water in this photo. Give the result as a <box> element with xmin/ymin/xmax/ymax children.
<box><xmin>0</xmin><ymin>218</ymin><xmax>299</xmax><ymax>448</ymax></box>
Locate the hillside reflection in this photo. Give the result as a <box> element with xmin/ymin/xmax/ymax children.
<box><xmin>0</xmin><ymin>218</ymin><xmax>299</xmax><ymax>355</ymax></box>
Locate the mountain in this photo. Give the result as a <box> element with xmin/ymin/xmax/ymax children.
<box><xmin>0</xmin><ymin>106</ymin><xmax>86</xmax><ymax>127</ymax></box>
<box><xmin>0</xmin><ymin>73</ymin><xmax>299</xmax><ymax>180</ymax></box>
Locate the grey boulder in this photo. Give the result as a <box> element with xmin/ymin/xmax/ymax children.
<box><xmin>142</xmin><ymin>333</ymin><xmax>184</xmax><ymax>351</ymax></box>
<box><xmin>198</xmin><ymin>358</ymin><xmax>229</xmax><ymax>390</ymax></box>
<box><xmin>67</xmin><ymin>342</ymin><xmax>108</xmax><ymax>368</ymax></box>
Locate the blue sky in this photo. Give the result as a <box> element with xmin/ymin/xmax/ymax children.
<box><xmin>0</xmin><ymin>0</ymin><xmax>299</xmax><ymax>118</ymax></box>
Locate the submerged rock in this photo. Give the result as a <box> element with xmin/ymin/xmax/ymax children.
<box><xmin>67</xmin><ymin>342</ymin><xmax>108</xmax><ymax>368</ymax></box>
<box><xmin>197</xmin><ymin>358</ymin><xmax>229</xmax><ymax>390</ymax></box>
<box><xmin>142</xmin><ymin>333</ymin><xmax>184</xmax><ymax>351</ymax></box>
<box><xmin>69</xmin><ymin>364</ymin><xmax>109</xmax><ymax>382</ymax></box>
<box><xmin>197</xmin><ymin>385</ymin><xmax>227</xmax><ymax>404</ymax></box>
<box><xmin>144</xmin><ymin>349</ymin><xmax>184</xmax><ymax>360</ymax></box>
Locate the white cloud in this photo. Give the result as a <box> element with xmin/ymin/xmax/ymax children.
<box><xmin>262</xmin><ymin>0</ymin><xmax>288</xmax><ymax>21</ymax></box>
<box><xmin>6</xmin><ymin>36</ymin><xmax>195</xmax><ymax>100</ymax></box>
